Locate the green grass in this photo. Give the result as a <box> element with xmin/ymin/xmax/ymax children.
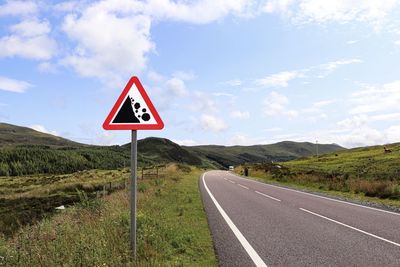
<box><xmin>235</xmin><ymin>142</ymin><xmax>400</xmax><ymax>208</ymax></box>
<box><xmin>0</xmin><ymin>169</ymin><xmax>130</xmax><ymax>236</ymax></box>
<box><xmin>0</xmin><ymin>165</ymin><xmax>217</xmax><ymax>266</ymax></box>
<box><xmin>282</xmin><ymin>143</ymin><xmax>400</xmax><ymax>180</ymax></box>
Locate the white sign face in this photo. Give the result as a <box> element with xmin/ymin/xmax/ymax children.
<box><xmin>110</xmin><ymin>86</ymin><xmax>157</xmax><ymax>125</ymax></box>
<box><xmin>103</xmin><ymin>77</ymin><xmax>164</xmax><ymax>130</ymax></box>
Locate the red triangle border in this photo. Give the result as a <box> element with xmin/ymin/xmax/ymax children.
<box><xmin>103</xmin><ymin>76</ymin><xmax>164</xmax><ymax>130</ymax></box>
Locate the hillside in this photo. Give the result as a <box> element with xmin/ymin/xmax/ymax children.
<box><xmin>239</xmin><ymin>142</ymin><xmax>400</xmax><ymax>199</ymax></box>
<box><xmin>281</xmin><ymin>142</ymin><xmax>400</xmax><ymax>180</ymax></box>
<box><xmin>185</xmin><ymin>141</ymin><xmax>344</xmax><ymax>168</ymax></box>
<box><xmin>0</xmin><ymin>123</ymin><xmax>83</xmax><ymax>147</ymax></box>
<box><xmin>0</xmin><ymin>122</ymin><xmax>344</xmax><ymax>176</ymax></box>
<box><xmin>127</xmin><ymin>137</ymin><xmax>205</xmax><ymax>167</ymax></box>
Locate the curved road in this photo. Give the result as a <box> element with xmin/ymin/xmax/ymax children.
<box><xmin>200</xmin><ymin>170</ymin><xmax>400</xmax><ymax>267</ymax></box>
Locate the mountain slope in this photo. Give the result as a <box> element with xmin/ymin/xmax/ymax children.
<box><xmin>124</xmin><ymin>137</ymin><xmax>205</xmax><ymax>167</ymax></box>
<box><xmin>282</xmin><ymin>142</ymin><xmax>400</xmax><ymax>180</ymax></box>
<box><xmin>0</xmin><ymin>123</ymin><xmax>83</xmax><ymax>147</ymax></box>
<box><xmin>185</xmin><ymin>141</ymin><xmax>344</xmax><ymax>168</ymax></box>
<box><xmin>0</xmin><ymin>122</ymin><xmax>345</xmax><ymax>176</ymax></box>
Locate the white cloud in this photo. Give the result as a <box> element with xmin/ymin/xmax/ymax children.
<box><xmin>264</xmin><ymin>0</ymin><xmax>296</xmax><ymax>16</ymax></box>
<box><xmin>319</xmin><ymin>59</ymin><xmax>362</xmax><ymax>77</ymax></box>
<box><xmin>254</xmin><ymin>58</ymin><xmax>361</xmax><ymax>88</ymax></box>
<box><xmin>172</xmin><ymin>139</ymin><xmax>199</xmax><ymax>146</ymax></box>
<box><xmin>264</xmin><ymin>0</ymin><xmax>399</xmax><ymax>28</ymax></box>
<box><xmin>147</xmin><ymin>71</ymin><xmax>165</xmax><ymax>83</ymax></box>
<box><xmin>312</xmin><ymin>99</ymin><xmax>336</xmax><ymax>108</ymax></box>
<box><xmin>263</xmin><ymin>127</ymin><xmax>282</xmax><ymax>132</ymax></box>
<box><xmin>395</xmin><ymin>40</ymin><xmax>400</xmax><ymax>46</ymax></box>
<box><xmin>263</xmin><ymin>91</ymin><xmax>298</xmax><ymax>118</ymax></box>
<box><xmin>30</xmin><ymin>125</ymin><xmax>58</xmax><ymax>136</ymax></box>
<box><xmin>143</xmin><ymin>0</ymin><xmax>256</xmax><ymax>24</ymax></box>
<box><xmin>221</xmin><ymin>79</ymin><xmax>242</xmax><ymax>86</ymax></box>
<box><xmin>386</xmin><ymin>125</ymin><xmax>400</xmax><ymax>142</ymax></box>
<box><xmin>0</xmin><ymin>1</ymin><xmax>38</xmax><ymax>16</ymax></box>
<box><xmin>166</xmin><ymin>77</ymin><xmax>187</xmax><ymax>96</ymax></box>
<box><xmin>59</xmin><ymin>0</ymin><xmax>256</xmax><ymax>84</ymax></box>
<box><xmin>0</xmin><ymin>76</ymin><xmax>32</xmax><ymax>93</ymax></box>
<box><xmin>191</xmin><ymin>91</ymin><xmax>217</xmax><ymax>112</ymax></box>
<box><xmin>229</xmin><ymin>133</ymin><xmax>257</xmax><ymax>145</ymax></box>
<box><xmin>350</xmin><ymin>80</ymin><xmax>400</xmax><ymax>114</ymax></box>
<box><xmin>0</xmin><ymin>19</ymin><xmax>57</xmax><ymax>60</ymax></box>
<box><xmin>213</xmin><ymin>92</ymin><xmax>234</xmax><ymax>97</ymax></box>
<box><xmin>62</xmin><ymin>6</ymin><xmax>154</xmax><ymax>82</ymax></box>
<box><xmin>200</xmin><ymin>114</ymin><xmax>228</xmax><ymax>132</ymax></box>
<box><xmin>230</xmin><ymin>110</ymin><xmax>250</xmax><ymax>119</ymax></box>
<box><xmin>95</xmin><ymin>131</ymin><xmax>117</xmax><ymax>145</ymax></box>
<box><xmin>255</xmin><ymin>71</ymin><xmax>302</xmax><ymax>87</ymax></box>
<box><xmin>371</xmin><ymin>113</ymin><xmax>400</xmax><ymax>122</ymax></box>
<box><xmin>37</xmin><ymin>62</ymin><xmax>58</xmax><ymax>73</ymax></box>
<box><xmin>53</xmin><ymin>1</ymin><xmax>88</xmax><ymax>13</ymax></box>
<box><xmin>312</xmin><ymin>114</ymin><xmax>400</xmax><ymax>147</ymax></box>
<box><xmin>172</xmin><ymin>70</ymin><xmax>196</xmax><ymax>81</ymax></box>
<box><xmin>347</xmin><ymin>40</ymin><xmax>359</xmax><ymax>45</ymax></box>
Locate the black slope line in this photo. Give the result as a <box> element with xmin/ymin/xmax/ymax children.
<box><xmin>112</xmin><ymin>97</ymin><xmax>140</xmax><ymax>123</ymax></box>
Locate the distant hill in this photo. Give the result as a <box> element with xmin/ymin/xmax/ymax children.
<box><xmin>124</xmin><ymin>138</ymin><xmax>205</xmax><ymax>167</ymax></box>
<box><xmin>282</xmin><ymin>142</ymin><xmax>400</xmax><ymax>180</ymax></box>
<box><xmin>0</xmin><ymin>122</ymin><xmax>345</xmax><ymax>175</ymax></box>
<box><xmin>184</xmin><ymin>141</ymin><xmax>344</xmax><ymax>168</ymax></box>
<box><xmin>0</xmin><ymin>123</ymin><xmax>83</xmax><ymax>147</ymax></box>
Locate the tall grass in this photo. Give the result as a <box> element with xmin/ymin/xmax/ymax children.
<box><xmin>0</xmin><ymin>165</ymin><xmax>217</xmax><ymax>266</ymax></box>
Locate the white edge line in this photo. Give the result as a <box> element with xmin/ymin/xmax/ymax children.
<box><xmin>255</xmin><ymin>191</ymin><xmax>281</xmax><ymax>202</ymax></box>
<box><xmin>202</xmin><ymin>173</ymin><xmax>268</xmax><ymax>267</ymax></box>
<box><xmin>238</xmin><ymin>184</ymin><xmax>249</xmax><ymax>190</ymax></box>
<box><xmin>230</xmin><ymin>173</ymin><xmax>400</xmax><ymax>216</ymax></box>
<box><xmin>300</xmin><ymin>208</ymin><xmax>400</xmax><ymax>247</ymax></box>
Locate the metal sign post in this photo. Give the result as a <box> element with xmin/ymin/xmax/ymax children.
<box><xmin>131</xmin><ymin>130</ymin><xmax>137</xmax><ymax>259</ymax></box>
<box><xmin>102</xmin><ymin>76</ymin><xmax>164</xmax><ymax>259</ymax></box>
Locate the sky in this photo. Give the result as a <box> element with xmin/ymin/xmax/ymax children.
<box><xmin>1</xmin><ymin>0</ymin><xmax>400</xmax><ymax>148</ymax></box>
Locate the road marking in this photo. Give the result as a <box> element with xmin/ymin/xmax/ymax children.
<box><xmin>224</xmin><ymin>178</ymin><xmax>228</xmax><ymax>181</ymax></box>
<box><xmin>238</xmin><ymin>184</ymin><xmax>249</xmax><ymax>190</ymax></box>
<box><xmin>255</xmin><ymin>191</ymin><xmax>281</xmax><ymax>202</ymax></box>
<box><xmin>202</xmin><ymin>173</ymin><xmax>268</xmax><ymax>267</ymax></box>
<box><xmin>228</xmin><ymin>180</ymin><xmax>236</xmax><ymax>184</ymax></box>
<box><xmin>230</xmin><ymin>173</ymin><xmax>400</xmax><ymax>216</ymax></box>
<box><xmin>300</xmin><ymin>208</ymin><xmax>400</xmax><ymax>248</ymax></box>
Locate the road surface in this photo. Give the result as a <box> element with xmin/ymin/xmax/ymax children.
<box><xmin>200</xmin><ymin>170</ymin><xmax>400</xmax><ymax>267</ymax></box>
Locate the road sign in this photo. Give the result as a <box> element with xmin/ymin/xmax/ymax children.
<box><xmin>102</xmin><ymin>76</ymin><xmax>164</xmax><ymax>260</ymax></box>
<box><xmin>103</xmin><ymin>76</ymin><xmax>164</xmax><ymax>130</ymax></box>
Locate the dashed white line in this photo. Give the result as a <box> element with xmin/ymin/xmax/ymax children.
<box><xmin>231</xmin><ymin>173</ymin><xmax>400</xmax><ymax>216</ymax></box>
<box><xmin>228</xmin><ymin>180</ymin><xmax>236</xmax><ymax>184</ymax></box>
<box><xmin>224</xmin><ymin>178</ymin><xmax>228</xmax><ymax>181</ymax></box>
<box><xmin>255</xmin><ymin>191</ymin><xmax>281</xmax><ymax>202</ymax></box>
<box><xmin>202</xmin><ymin>173</ymin><xmax>268</xmax><ymax>267</ymax></box>
<box><xmin>300</xmin><ymin>208</ymin><xmax>400</xmax><ymax>248</ymax></box>
<box><xmin>238</xmin><ymin>184</ymin><xmax>249</xmax><ymax>190</ymax></box>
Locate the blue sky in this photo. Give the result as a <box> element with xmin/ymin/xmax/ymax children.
<box><xmin>1</xmin><ymin>0</ymin><xmax>400</xmax><ymax>148</ymax></box>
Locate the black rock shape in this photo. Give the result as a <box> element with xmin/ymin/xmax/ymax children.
<box><xmin>142</xmin><ymin>113</ymin><xmax>150</xmax><ymax>121</ymax></box>
<box><xmin>112</xmin><ymin>97</ymin><xmax>140</xmax><ymax>123</ymax></box>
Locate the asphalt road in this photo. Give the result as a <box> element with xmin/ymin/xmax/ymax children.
<box><xmin>199</xmin><ymin>170</ymin><xmax>400</xmax><ymax>267</ymax></box>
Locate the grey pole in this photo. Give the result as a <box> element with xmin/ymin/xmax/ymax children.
<box><xmin>131</xmin><ymin>130</ymin><xmax>137</xmax><ymax>259</ymax></box>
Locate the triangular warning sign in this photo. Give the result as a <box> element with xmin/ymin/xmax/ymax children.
<box><xmin>103</xmin><ymin>76</ymin><xmax>164</xmax><ymax>130</ymax></box>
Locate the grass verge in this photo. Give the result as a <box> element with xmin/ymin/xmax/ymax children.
<box><xmin>0</xmin><ymin>169</ymin><xmax>129</xmax><ymax>236</ymax></box>
<box><xmin>235</xmin><ymin>165</ymin><xmax>400</xmax><ymax>210</ymax></box>
<box><xmin>0</xmin><ymin>165</ymin><xmax>217</xmax><ymax>266</ymax></box>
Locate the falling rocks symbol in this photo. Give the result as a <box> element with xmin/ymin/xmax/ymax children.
<box><xmin>112</xmin><ymin>96</ymin><xmax>151</xmax><ymax>124</ymax></box>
